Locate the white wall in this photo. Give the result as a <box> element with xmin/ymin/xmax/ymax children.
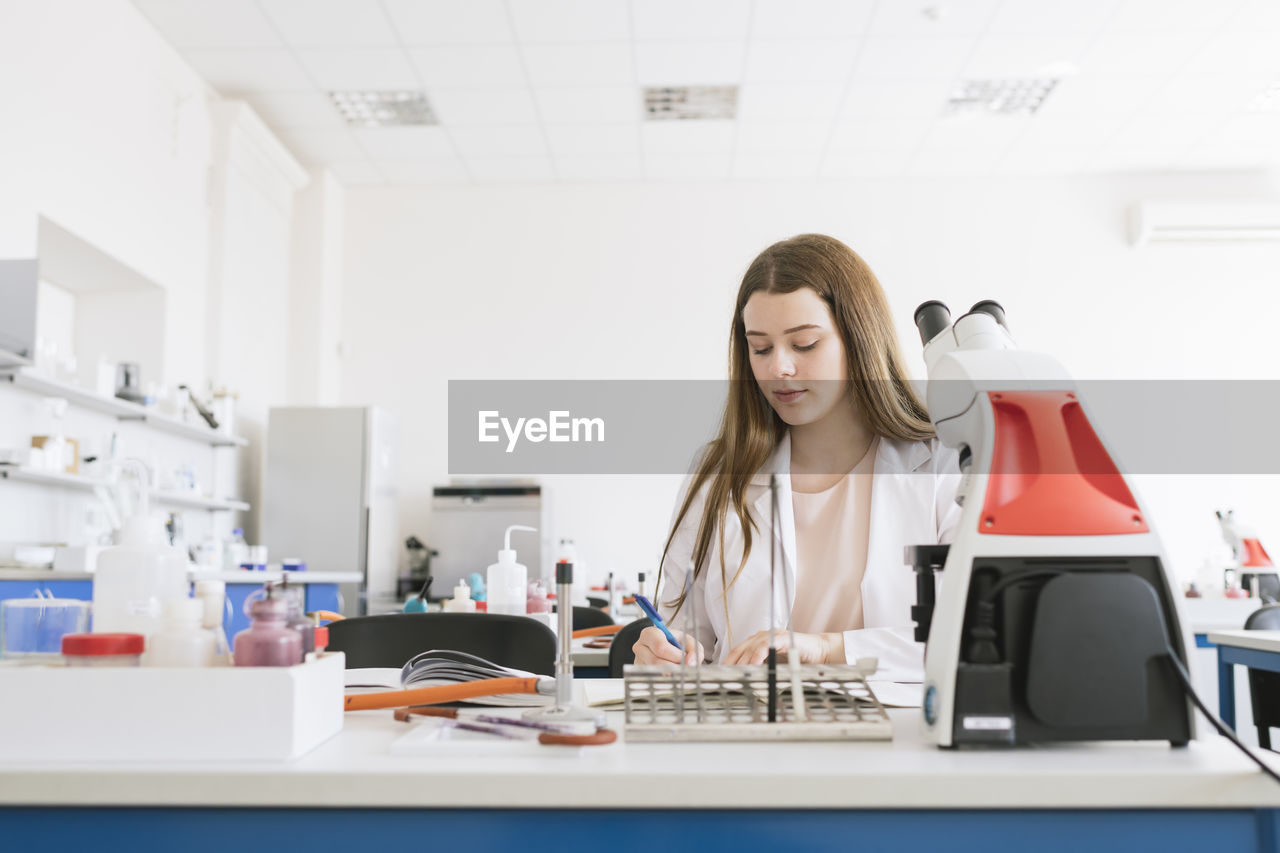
<box><xmin>0</xmin><ymin>0</ymin><xmax>308</xmax><ymax>551</ymax></box>
<box><xmin>341</xmin><ymin>172</ymin><xmax>1280</xmax><ymax>588</ymax></box>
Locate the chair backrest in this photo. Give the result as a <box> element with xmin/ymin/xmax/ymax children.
<box><xmin>609</xmin><ymin>617</ymin><xmax>652</xmax><ymax>678</ymax></box>
<box><xmin>1246</xmin><ymin>604</ymin><xmax>1280</xmax><ymax>631</ymax></box>
<box><xmin>326</xmin><ymin>612</ymin><xmax>555</xmax><ymax>674</ymax></box>
<box><xmin>572</xmin><ymin>606</ymin><xmax>614</xmax><ymax>631</ymax></box>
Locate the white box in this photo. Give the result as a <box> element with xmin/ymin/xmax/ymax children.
<box><xmin>0</xmin><ymin>652</ymin><xmax>345</xmax><ymax>762</ymax></box>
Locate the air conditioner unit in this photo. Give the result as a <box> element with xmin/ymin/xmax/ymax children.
<box><xmin>1129</xmin><ymin>199</ymin><xmax>1280</xmax><ymax>246</ymax></box>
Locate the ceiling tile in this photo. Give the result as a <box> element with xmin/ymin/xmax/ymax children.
<box><xmin>745</xmin><ymin>40</ymin><xmax>859</xmax><ymax>83</ymax></box>
<box><xmin>132</xmin><ymin>0</ymin><xmax>281</xmax><ymax>48</ymax></box>
<box><xmin>917</xmin><ymin>115</ymin><xmax>1032</xmax><ymax>150</ymax></box>
<box><xmin>820</xmin><ymin>148</ymin><xmax>912</xmax><ymax>177</ymax></box>
<box><xmin>1142</xmin><ymin>73</ymin><xmax>1274</xmax><ymax>117</ymax></box>
<box><xmin>641</xmin><ymin>120</ymin><xmax>736</xmax><ymax>154</ymax></box>
<box><xmin>554</xmin><ymin>154</ymin><xmax>643</xmax><ymax>181</ymax></box>
<box><xmin>735</xmin><ymin>121</ymin><xmax>831</xmax><ymax>153</ymax></box>
<box><xmin>963</xmin><ymin>35</ymin><xmax>1093</xmax><ymax>78</ymax></box>
<box><xmin>1174</xmin><ymin>146</ymin><xmax>1280</xmax><ymax>170</ymax></box>
<box><xmin>1109</xmin><ymin>0</ymin><xmax>1245</xmax><ymax>33</ymax></box>
<box><xmin>467</xmin><ymin>156</ymin><xmax>556</xmax><ymax>182</ymax></box>
<box><xmin>184</xmin><ymin>49</ymin><xmax>314</xmax><ymax>92</ymax></box>
<box><xmin>278</xmin><ymin>129</ymin><xmax>368</xmax><ymax>164</ymax></box>
<box><xmin>258</xmin><ymin>0</ymin><xmax>398</xmax><ymax>47</ymax></box>
<box><xmin>408</xmin><ymin>45</ymin><xmax>526</xmax><ymax>89</ymax></box>
<box><xmin>905</xmin><ymin>147</ymin><xmax>1003</xmax><ymax>176</ymax></box>
<box><xmin>867</xmin><ymin>0</ymin><xmax>999</xmax><ymax>36</ymax></box>
<box><xmin>381</xmin><ymin>0</ymin><xmax>513</xmax><ymax>44</ymax></box>
<box><xmin>996</xmin><ymin>145</ymin><xmax>1099</xmax><ymax>175</ymax></box>
<box><xmin>294</xmin><ymin>48</ymin><xmax>419</xmax><ymax>90</ymax></box>
<box><xmin>1015</xmin><ymin>115</ymin><xmax>1129</xmax><ymax>148</ymax></box>
<box><xmin>1183</xmin><ymin>31</ymin><xmax>1280</xmax><ymax>77</ymax></box>
<box><xmin>1090</xmin><ymin>146</ymin><xmax>1182</xmax><ymax>171</ymax></box>
<box><xmin>535</xmin><ymin>87</ymin><xmax>641</xmax><ymax>122</ymax></box>
<box><xmin>840</xmin><ymin>78</ymin><xmax>953</xmax><ymax>118</ymax></box>
<box><xmin>1033</xmin><ymin>75</ymin><xmax>1164</xmax><ymax>116</ymax></box>
<box><xmin>984</xmin><ymin>0</ymin><xmax>1122</xmax><ymax>35</ymax></box>
<box><xmin>325</xmin><ymin>160</ymin><xmax>386</xmax><ymax>184</ymax></box>
<box><xmin>1081</xmin><ymin>33</ymin><xmax>1212</xmax><ymax>77</ymax></box>
<box><xmin>643</xmin><ymin>153</ymin><xmax>733</xmax><ymax>180</ymax></box>
<box><xmin>377</xmin><ymin>158</ymin><xmax>470</xmax><ymax>182</ymax></box>
<box><xmin>507</xmin><ymin>0</ymin><xmax>630</xmax><ymax>42</ymax></box>
<box><xmin>1226</xmin><ymin>0</ymin><xmax>1280</xmax><ymax>31</ymax></box>
<box><xmin>752</xmin><ymin>0</ymin><xmax>875</xmax><ymax>39</ymax></box>
<box><xmin>1108</xmin><ymin>114</ymin><xmax>1217</xmax><ymax>148</ymax></box>
<box><xmin>854</xmin><ymin>38</ymin><xmax>974</xmax><ymax>79</ymax></box>
<box><xmin>430</xmin><ymin>89</ymin><xmax>539</xmax><ymax>125</ymax></box>
<box><xmin>634</xmin><ymin>41</ymin><xmax>746</xmax><ymax>86</ymax></box>
<box><xmin>738</xmin><ymin>82</ymin><xmax>844</xmax><ymax>121</ymax></box>
<box><xmin>1200</xmin><ymin>114</ymin><xmax>1280</xmax><ymax>148</ymax></box>
<box><xmin>633</xmin><ymin>0</ymin><xmax>751</xmax><ymax>40</ymax></box>
<box><xmin>449</xmin><ymin>125</ymin><xmax>548</xmax><ymax>157</ymax></box>
<box><xmin>351</xmin><ymin>127</ymin><xmax>456</xmax><ymax>159</ymax></box>
<box><xmin>827</xmin><ymin>118</ymin><xmax>933</xmax><ymax>151</ymax></box>
<box><xmin>245</xmin><ymin>91</ymin><xmax>346</xmax><ymax>129</ymax></box>
<box><xmin>544</xmin><ymin>124</ymin><xmax>640</xmax><ymax>156</ymax></box>
<box><xmin>521</xmin><ymin>43</ymin><xmax>635</xmax><ymax>88</ymax></box>
<box><xmin>731</xmin><ymin>152</ymin><xmax>822</xmax><ymax>179</ymax></box>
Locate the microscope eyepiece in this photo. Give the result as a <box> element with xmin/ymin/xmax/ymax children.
<box><xmin>969</xmin><ymin>300</ymin><xmax>1007</xmax><ymax>328</ymax></box>
<box><xmin>913</xmin><ymin>300</ymin><xmax>951</xmax><ymax>347</ymax></box>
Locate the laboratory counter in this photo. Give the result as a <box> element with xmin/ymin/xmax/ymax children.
<box><xmin>2</xmin><ymin>705</ymin><xmax>1279</xmax><ymax>810</ymax></box>
<box><xmin>4</xmin><ymin>700</ymin><xmax>1280</xmax><ymax>851</ymax></box>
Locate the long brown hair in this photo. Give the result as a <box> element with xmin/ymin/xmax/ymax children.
<box><xmin>657</xmin><ymin>234</ymin><xmax>933</xmax><ymax>628</ymax></box>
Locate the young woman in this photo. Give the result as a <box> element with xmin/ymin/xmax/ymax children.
<box><xmin>634</xmin><ymin>234</ymin><xmax>961</xmax><ymax>681</ymax></box>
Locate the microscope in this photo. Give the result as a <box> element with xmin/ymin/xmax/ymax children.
<box><xmin>908</xmin><ymin>300</ymin><xmax>1195</xmax><ymax>748</ymax></box>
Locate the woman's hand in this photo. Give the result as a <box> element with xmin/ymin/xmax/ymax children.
<box><xmin>723</xmin><ymin>630</ymin><xmax>843</xmax><ymax>665</ymax></box>
<box><xmin>632</xmin><ymin>626</ymin><xmax>705</xmax><ymax>666</ymax></box>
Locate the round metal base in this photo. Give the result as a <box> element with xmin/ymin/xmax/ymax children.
<box><xmin>524</xmin><ymin>704</ymin><xmax>607</xmax><ymax>728</ymax></box>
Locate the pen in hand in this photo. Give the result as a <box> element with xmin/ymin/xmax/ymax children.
<box><xmin>633</xmin><ymin>594</ymin><xmax>684</xmax><ymax>651</ymax></box>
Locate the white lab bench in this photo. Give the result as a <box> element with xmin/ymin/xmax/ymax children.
<box><xmin>1</xmin><ymin>697</ymin><xmax>1279</xmax><ymax>851</ymax></box>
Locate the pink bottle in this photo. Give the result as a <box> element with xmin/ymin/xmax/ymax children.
<box><xmin>233</xmin><ymin>594</ymin><xmax>302</xmax><ymax>666</ymax></box>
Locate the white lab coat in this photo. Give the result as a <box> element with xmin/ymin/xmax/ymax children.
<box><xmin>657</xmin><ymin>432</ymin><xmax>962</xmax><ymax>682</ymax></box>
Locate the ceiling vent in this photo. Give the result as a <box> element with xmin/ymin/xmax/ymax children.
<box><xmin>1129</xmin><ymin>200</ymin><xmax>1280</xmax><ymax>245</ymax></box>
<box><xmin>643</xmin><ymin>86</ymin><xmax>738</xmax><ymax>121</ymax></box>
<box><xmin>947</xmin><ymin>78</ymin><xmax>1059</xmax><ymax>116</ymax></box>
<box><xmin>329</xmin><ymin>91</ymin><xmax>437</xmax><ymax>127</ymax></box>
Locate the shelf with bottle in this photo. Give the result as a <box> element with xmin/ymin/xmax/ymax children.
<box><xmin>0</xmin><ymin>465</ymin><xmax>250</xmax><ymax>513</ymax></box>
<box><xmin>0</xmin><ymin>368</ymin><xmax>247</xmax><ymax>448</ymax></box>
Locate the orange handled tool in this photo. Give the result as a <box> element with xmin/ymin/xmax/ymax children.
<box><xmin>307</xmin><ymin>611</ymin><xmax>345</xmax><ymax>623</ymax></box>
<box><xmin>344</xmin><ymin>676</ymin><xmax>545</xmax><ymax>711</ymax></box>
<box><xmin>571</xmin><ymin>624</ymin><xmax>623</xmax><ymax>639</ymax></box>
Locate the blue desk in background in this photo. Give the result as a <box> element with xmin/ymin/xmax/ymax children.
<box><xmin>1209</xmin><ymin>630</ymin><xmax>1280</xmax><ymax>732</ymax></box>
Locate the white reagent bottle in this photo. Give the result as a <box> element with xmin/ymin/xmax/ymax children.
<box><xmin>92</xmin><ymin>461</ymin><xmax>189</xmax><ymax>638</ymax></box>
<box><xmin>486</xmin><ymin>525</ymin><xmax>536</xmax><ymax>616</ymax></box>
<box><xmin>147</xmin><ymin>598</ymin><xmax>216</xmax><ymax>667</ymax></box>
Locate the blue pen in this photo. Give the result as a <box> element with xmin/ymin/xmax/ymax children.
<box><xmin>633</xmin><ymin>594</ymin><xmax>683</xmax><ymax>651</ymax></box>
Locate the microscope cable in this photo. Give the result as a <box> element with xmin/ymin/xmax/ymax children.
<box><xmin>1165</xmin><ymin>650</ymin><xmax>1280</xmax><ymax>786</ymax></box>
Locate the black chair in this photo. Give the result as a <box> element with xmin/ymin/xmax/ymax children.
<box><xmin>608</xmin><ymin>618</ymin><xmax>652</xmax><ymax>678</ymax></box>
<box><xmin>326</xmin><ymin>612</ymin><xmax>555</xmax><ymax>675</ymax></box>
<box><xmin>572</xmin><ymin>606</ymin><xmax>614</xmax><ymax>632</ymax></box>
<box><xmin>1245</xmin><ymin>604</ymin><xmax>1280</xmax><ymax>750</ymax></box>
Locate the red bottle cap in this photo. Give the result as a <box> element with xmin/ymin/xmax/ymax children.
<box><xmin>313</xmin><ymin>625</ymin><xmax>329</xmax><ymax>651</ymax></box>
<box><xmin>61</xmin><ymin>633</ymin><xmax>145</xmax><ymax>656</ymax></box>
